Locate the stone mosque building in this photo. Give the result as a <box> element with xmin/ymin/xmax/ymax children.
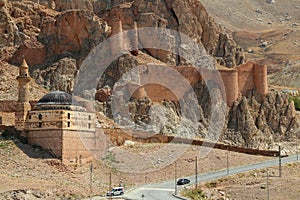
<box><xmin>15</xmin><ymin>59</ymin><xmax>96</xmax><ymax>165</ymax></box>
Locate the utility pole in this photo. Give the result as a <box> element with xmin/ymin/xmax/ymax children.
<box><xmin>109</xmin><ymin>172</ymin><xmax>112</xmax><ymax>191</ymax></box>
<box><xmin>297</xmin><ymin>133</ymin><xmax>299</xmax><ymax>160</ymax></box>
<box><xmin>279</xmin><ymin>145</ymin><xmax>282</xmax><ymax>177</ymax></box>
<box><xmin>195</xmin><ymin>156</ymin><xmax>198</xmax><ymax>189</ymax></box>
<box><xmin>174</xmin><ymin>162</ymin><xmax>177</xmax><ymax>195</ymax></box>
<box><xmin>89</xmin><ymin>163</ymin><xmax>93</xmax><ymax>199</ymax></box>
<box><xmin>267</xmin><ymin>169</ymin><xmax>270</xmax><ymax>200</ymax></box>
<box><xmin>107</xmin><ymin>172</ymin><xmax>112</xmax><ymax>200</ymax></box>
<box><xmin>227</xmin><ymin>145</ymin><xmax>229</xmax><ymax>175</ymax></box>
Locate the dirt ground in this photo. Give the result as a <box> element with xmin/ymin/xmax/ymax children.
<box><xmin>0</xmin><ymin>136</ymin><xmax>274</xmax><ymax>199</ymax></box>
<box><xmin>198</xmin><ymin>161</ymin><xmax>300</xmax><ymax>200</ymax></box>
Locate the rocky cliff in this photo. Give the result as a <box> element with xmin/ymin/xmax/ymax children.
<box><xmin>0</xmin><ymin>0</ymin><xmax>298</xmax><ymax>149</ymax></box>
<box><xmin>226</xmin><ymin>91</ymin><xmax>299</xmax><ymax>149</ymax></box>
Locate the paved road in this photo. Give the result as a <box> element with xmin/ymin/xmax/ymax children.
<box><xmin>124</xmin><ymin>154</ymin><xmax>300</xmax><ymax>200</ymax></box>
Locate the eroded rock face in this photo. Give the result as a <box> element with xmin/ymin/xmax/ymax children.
<box><xmin>0</xmin><ymin>3</ymin><xmax>20</xmax><ymax>47</ymax></box>
<box><xmin>103</xmin><ymin>0</ymin><xmax>244</xmax><ymax>67</ymax></box>
<box><xmin>226</xmin><ymin>91</ymin><xmax>299</xmax><ymax>148</ymax></box>
<box><xmin>31</xmin><ymin>57</ymin><xmax>77</xmax><ymax>93</ymax></box>
<box><xmin>38</xmin><ymin>10</ymin><xmax>110</xmax><ymax>63</ymax></box>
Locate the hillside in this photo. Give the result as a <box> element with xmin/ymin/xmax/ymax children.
<box><xmin>0</xmin><ymin>0</ymin><xmax>299</xmax><ymax>199</ymax></box>
<box><xmin>0</xmin><ymin>133</ymin><xmax>273</xmax><ymax>199</ymax></box>
<box><xmin>200</xmin><ymin>0</ymin><xmax>300</xmax><ymax>88</ymax></box>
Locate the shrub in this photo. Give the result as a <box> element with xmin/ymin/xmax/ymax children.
<box><xmin>181</xmin><ymin>188</ymin><xmax>207</xmax><ymax>200</ymax></box>
<box><xmin>289</xmin><ymin>97</ymin><xmax>300</xmax><ymax>111</ymax></box>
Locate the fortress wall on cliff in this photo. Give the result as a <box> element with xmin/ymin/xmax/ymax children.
<box><xmin>237</xmin><ymin>62</ymin><xmax>268</xmax><ymax>96</ymax></box>
<box><xmin>253</xmin><ymin>63</ymin><xmax>268</xmax><ymax>96</ymax></box>
<box><xmin>220</xmin><ymin>69</ymin><xmax>239</xmax><ymax>106</ymax></box>
<box><xmin>237</xmin><ymin>62</ymin><xmax>255</xmax><ymax>95</ymax></box>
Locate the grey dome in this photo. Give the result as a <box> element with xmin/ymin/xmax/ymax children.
<box><xmin>36</xmin><ymin>91</ymin><xmax>78</xmax><ymax>105</ymax></box>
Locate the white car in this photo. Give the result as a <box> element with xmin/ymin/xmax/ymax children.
<box><xmin>106</xmin><ymin>187</ymin><xmax>124</xmax><ymax>196</ymax></box>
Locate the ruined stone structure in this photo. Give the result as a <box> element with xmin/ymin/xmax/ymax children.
<box><xmin>108</xmin><ymin>19</ymin><xmax>268</xmax><ymax>106</ymax></box>
<box><xmin>119</xmin><ymin>62</ymin><xmax>268</xmax><ymax>106</ymax></box>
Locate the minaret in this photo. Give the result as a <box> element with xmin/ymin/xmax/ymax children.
<box><xmin>15</xmin><ymin>58</ymin><xmax>31</xmax><ymax>130</ymax></box>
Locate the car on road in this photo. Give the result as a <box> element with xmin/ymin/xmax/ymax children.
<box><xmin>106</xmin><ymin>187</ymin><xmax>124</xmax><ymax>196</ymax></box>
<box><xmin>177</xmin><ymin>178</ymin><xmax>190</xmax><ymax>185</ymax></box>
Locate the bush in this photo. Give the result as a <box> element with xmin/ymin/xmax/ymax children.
<box><xmin>289</xmin><ymin>97</ymin><xmax>300</xmax><ymax>111</ymax></box>
<box><xmin>181</xmin><ymin>188</ymin><xmax>207</xmax><ymax>200</ymax></box>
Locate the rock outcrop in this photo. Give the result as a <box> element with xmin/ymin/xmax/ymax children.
<box><xmin>38</xmin><ymin>10</ymin><xmax>109</xmax><ymax>63</ymax></box>
<box><xmin>102</xmin><ymin>0</ymin><xmax>244</xmax><ymax>67</ymax></box>
<box><xmin>31</xmin><ymin>57</ymin><xmax>77</xmax><ymax>93</ymax></box>
<box><xmin>226</xmin><ymin>91</ymin><xmax>299</xmax><ymax>148</ymax></box>
<box><xmin>0</xmin><ymin>0</ymin><xmax>298</xmax><ymax>150</ymax></box>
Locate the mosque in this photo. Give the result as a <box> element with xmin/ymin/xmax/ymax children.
<box><xmin>12</xmin><ymin>59</ymin><xmax>96</xmax><ymax>165</ymax></box>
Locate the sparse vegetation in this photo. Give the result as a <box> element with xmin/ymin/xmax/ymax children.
<box><xmin>205</xmin><ymin>181</ymin><xmax>217</xmax><ymax>188</ymax></box>
<box><xmin>289</xmin><ymin>96</ymin><xmax>300</xmax><ymax>111</ymax></box>
<box><xmin>181</xmin><ymin>188</ymin><xmax>207</xmax><ymax>200</ymax></box>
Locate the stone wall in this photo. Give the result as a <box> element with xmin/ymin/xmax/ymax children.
<box><xmin>26</xmin><ymin>109</ymin><xmax>95</xmax><ymax>131</ymax></box>
<box><xmin>25</xmin><ymin>108</ymin><xmax>96</xmax><ymax>165</ymax></box>
<box><xmin>129</xmin><ymin>63</ymin><xmax>268</xmax><ymax>106</ymax></box>
<box><xmin>253</xmin><ymin>63</ymin><xmax>268</xmax><ymax>96</ymax></box>
<box><xmin>220</xmin><ymin>69</ymin><xmax>239</xmax><ymax>106</ymax></box>
<box><xmin>26</xmin><ymin>129</ymin><xmax>63</xmax><ymax>158</ymax></box>
<box><xmin>237</xmin><ymin>62</ymin><xmax>268</xmax><ymax>96</ymax></box>
<box><xmin>103</xmin><ymin>129</ymin><xmax>279</xmax><ymax>157</ymax></box>
<box><xmin>62</xmin><ymin>130</ymin><xmax>95</xmax><ymax>165</ymax></box>
<box><xmin>27</xmin><ymin>128</ymin><xmax>96</xmax><ymax>165</ymax></box>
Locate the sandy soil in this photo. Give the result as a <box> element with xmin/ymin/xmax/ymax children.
<box><xmin>0</xmin><ymin>137</ymin><xmax>273</xmax><ymax>198</ymax></box>
<box><xmin>198</xmin><ymin>161</ymin><xmax>300</xmax><ymax>200</ymax></box>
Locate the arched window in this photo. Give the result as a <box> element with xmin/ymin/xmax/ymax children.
<box><xmin>67</xmin><ymin>121</ymin><xmax>70</xmax><ymax>127</ymax></box>
<box><xmin>38</xmin><ymin>122</ymin><xmax>42</xmax><ymax>128</ymax></box>
<box><xmin>67</xmin><ymin>113</ymin><xmax>71</xmax><ymax>119</ymax></box>
<box><xmin>38</xmin><ymin>114</ymin><xmax>42</xmax><ymax>120</ymax></box>
<box><xmin>88</xmin><ymin>115</ymin><xmax>91</xmax><ymax>120</ymax></box>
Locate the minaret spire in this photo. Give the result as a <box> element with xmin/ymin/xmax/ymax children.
<box><xmin>15</xmin><ymin>57</ymin><xmax>31</xmax><ymax>130</ymax></box>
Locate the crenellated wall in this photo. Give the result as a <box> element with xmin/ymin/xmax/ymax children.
<box><xmin>253</xmin><ymin>63</ymin><xmax>268</xmax><ymax>96</ymax></box>
<box><xmin>237</xmin><ymin>62</ymin><xmax>268</xmax><ymax>96</ymax></box>
<box><xmin>220</xmin><ymin>69</ymin><xmax>239</xmax><ymax>106</ymax></box>
<box><xmin>126</xmin><ymin>62</ymin><xmax>268</xmax><ymax>106</ymax></box>
<box><xmin>108</xmin><ymin>20</ymin><xmax>267</xmax><ymax>106</ymax></box>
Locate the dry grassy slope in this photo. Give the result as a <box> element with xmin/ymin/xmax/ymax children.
<box><xmin>0</xmin><ymin>134</ymin><xmax>272</xmax><ymax>198</ymax></box>
<box><xmin>198</xmin><ymin>162</ymin><xmax>300</xmax><ymax>200</ymax></box>
<box><xmin>200</xmin><ymin>0</ymin><xmax>300</xmax><ymax>31</ymax></box>
<box><xmin>200</xmin><ymin>0</ymin><xmax>300</xmax><ymax>89</ymax></box>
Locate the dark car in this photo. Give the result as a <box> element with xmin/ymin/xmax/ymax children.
<box><xmin>177</xmin><ymin>178</ymin><xmax>190</xmax><ymax>185</ymax></box>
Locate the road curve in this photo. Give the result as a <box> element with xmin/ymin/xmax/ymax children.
<box><xmin>124</xmin><ymin>154</ymin><xmax>300</xmax><ymax>200</ymax></box>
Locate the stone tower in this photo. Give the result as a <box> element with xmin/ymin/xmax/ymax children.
<box><xmin>15</xmin><ymin>58</ymin><xmax>31</xmax><ymax>130</ymax></box>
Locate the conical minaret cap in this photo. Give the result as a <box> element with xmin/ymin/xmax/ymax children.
<box><xmin>20</xmin><ymin>58</ymin><xmax>29</xmax><ymax>69</ymax></box>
